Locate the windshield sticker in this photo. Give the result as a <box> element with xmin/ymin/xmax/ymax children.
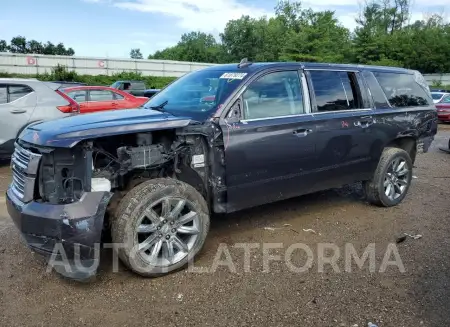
<box><xmin>220</xmin><ymin>72</ymin><xmax>247</xmax><ymax>80</ymax></box>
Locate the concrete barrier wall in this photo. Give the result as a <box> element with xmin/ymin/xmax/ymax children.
<box><xmin>423</xmin><ymin>74</ymin><xmax>450</xmax><ymax>86</ymax></box>
<box><xmin>1</xmin><ymin>53</ymin><xmax>449</xmax><ymax>84</ymax></box>
<box><xmin>0</xmin><ymin>52</ymin><xmax>216</xmax><ymax>77</ymax></box>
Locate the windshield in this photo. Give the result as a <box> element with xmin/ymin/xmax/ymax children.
<box><xmin>143</xmin><ymin>69</ymin><xmax>248</xmax><ymax>121</ymax></box>
<box><xmin>432</xmin><ymin>93</ymin><xmax>444</xmax><ymax>100</ymax></box>
<box><xmin>111</xmin><ymin>82</ymin><xmax>121</xmax><ymax>88</ymax></box>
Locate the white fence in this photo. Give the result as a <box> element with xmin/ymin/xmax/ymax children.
<box><xmin>423</xmin><ymin>74</ymin><xmax>450</xmax><ymax>86</ymax></box>
<box><xmin>0</xmin><ymin>52</ymin><xmax>216</xmax><ymax>77</ymax></box>
<box><xmin>1</xmin><ymin>52</ymin><xmax>449</xmax><ymax>84</ymax></box>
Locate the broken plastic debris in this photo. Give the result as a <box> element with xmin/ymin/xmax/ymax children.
<box><xmin>176</xmin><ymin>293</ymin><xmax>183</xmax><ymax>301</ymax></box>
<box><xmin>367</xmin><ymin>323</ymin><xmax>378</xmax><ymax>327</ymax></box>
<box><xmin>303</xmin><ymin>228</ymin><xmax>321</xmax><ymax>235</ymax></box>
<box><xmin>397</xmin><ymin>232</ymin><xmax>422</xmax><ymax>243</ymax></box>
<box><xmin>412</xmin><ymin>175</ymin><xmax>418</xmax><ymax>179</ymax></box>
<box><xmin>263</xmin><ymin>227</ymin><xmax>280</xmax><ymax>231</ymax></box>
<box><xmin>404</xmin><ymin>233</ymin><xmax>422</xmax><ymax>240</ymax></box>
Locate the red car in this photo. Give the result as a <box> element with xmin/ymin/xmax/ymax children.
<box><xmin>436</xmin><ymin>94</ymin><xmax>450</xmax><ymax>122</ymax></box>
<box><xmin>62</xmin><ymin>86</ymin><xmax>149</xmax><ymax>113</ymax></box>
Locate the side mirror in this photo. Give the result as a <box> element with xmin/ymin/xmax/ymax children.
<box><xmin>225</xmin><ymin>99</ymin><xmax>242</xmax><ymax>123</ymax></box>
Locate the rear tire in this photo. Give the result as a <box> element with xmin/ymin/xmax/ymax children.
<box><xmin>111</xmin><ymin>178</ymin><xmax>210</xmax><ymax>277</ymax></box>
<box><xmin>364</xmin><ymin>147</ymin><xmax>413</xmax><ymax>207</ymax></box>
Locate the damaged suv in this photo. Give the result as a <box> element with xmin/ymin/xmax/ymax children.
<box><xmin>6</xmin><ymin>60</ymin><xmax>437</xmax><ymax>280</ymax></box>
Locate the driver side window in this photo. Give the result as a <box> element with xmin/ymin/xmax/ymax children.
<box><xmin>242</xmin><ymin>71</ymin><xmax>304</xmax><ymax>120</ymax></box>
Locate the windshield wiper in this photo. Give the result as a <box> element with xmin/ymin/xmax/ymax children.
<box><xmin>148</xmin><ymin>100</ymin><xmax>168</xmax><ymax>113</ymax></box>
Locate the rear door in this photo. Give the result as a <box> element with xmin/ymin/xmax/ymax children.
<box><xmin>0</xmin><ymin>84</ymin><xmax>35</xmax><ymax>154</ymax></box>
<box><xmin>306</xmin><ymin>69</ymin><xmax>377</xmax><ymax>190</ymax></box>
<box><xmin>221</xmin><ymin>69</ymin><xmax>318</xmax><ymax>211</ymax></box>
<box><xmin>87</xmin><ymin>89</ymin><xmax>116</xmax><ymax>112</ymax></box>
<box><xmin>110</xmin><ymin>90</ymin><xmax>134</xmax><ymax>109</ymax></box>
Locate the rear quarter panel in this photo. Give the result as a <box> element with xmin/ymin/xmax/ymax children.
<box><xmin>371</xmin><ymin>107</ymin><xmax>437</xmax><ymax>155</ymax></box>
<box><xmin>29</xmin><ymin>82</ymin><xmax>72</xmax><ymax>123</ymax></box>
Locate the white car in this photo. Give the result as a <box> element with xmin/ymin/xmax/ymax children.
<box><xmin>431</xmin><ymin>92</ymin><xmax>449</xmax><ymax>104</ymax></box>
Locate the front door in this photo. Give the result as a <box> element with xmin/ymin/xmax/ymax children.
<box><xmin>221</xmin><ymin>70</ymin><xmax>317</xmax><ymax>212</ymax></box>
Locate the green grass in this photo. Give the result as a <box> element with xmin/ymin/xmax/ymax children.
<box><xmin>0</xmin><ymin>70</ymin><xmax>176</xmax><ymax>89</ymax></box>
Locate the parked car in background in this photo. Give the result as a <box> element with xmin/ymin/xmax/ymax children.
<box><xmin>430</xmin><ymin>88</ymin><xmax>450</xmax><ymax>93</ymax></box>
<box><xmin>143</xmin><ymin>88</ymin><xmax>160</xmax><ymax>98</ymax></box>
<box><xmin>62</xmin><ymin>86</ymin><xmax>148</xmax><ymax>113</ymax></box>
<box><xmin>6</xmin><ymin>61</ymin><xmax>437</xmax><ymax>280</ymax></box>
<box><xmin>110</xmin><ymin>80</ymin><xmax>160</xmax><ymax>98</ymax></box>
<box><xmin>431</xmin><ymin>91</ymin><xmax>449</xmax><ymax>103</ymax></box>
<box><xmin>49</xmin><ymin>81</ymin><xmax>87</xmax><ymax>86</ymax></box>
<box><xmin>0</xmin><ymin>79</ymin><xmax>79</xmax><ymax>158</ymax></box>
<box><xmin>436</xmin><ymin>94</ymin><xmax>450</xmax><ymax>122</ymax></box>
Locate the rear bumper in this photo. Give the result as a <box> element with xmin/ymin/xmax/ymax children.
<box><xmin>437</xmin><ymin>113</ymin><xmax>450</xmax><ymax>121</ymax></box>
<box><xmin>6</xmin><ymin>187</ymin><xmax>112</xmax><ymax>281</ymax></box>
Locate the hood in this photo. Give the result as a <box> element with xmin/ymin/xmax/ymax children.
<box><xmin>20</xmin><ymin>109</ymin><xmax>192</xmax><ymax>148</ymax></box>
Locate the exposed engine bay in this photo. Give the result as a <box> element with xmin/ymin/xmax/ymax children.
<box><xmin>37</xmin><ymin>129</ymin><xmax>216</xmax><ymax>206</ymax></box>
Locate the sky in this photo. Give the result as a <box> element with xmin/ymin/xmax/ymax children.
<box><xmin>0</xmin><ymin>0</ymin><xmax>448</xmax><ymax>59</ymax></box>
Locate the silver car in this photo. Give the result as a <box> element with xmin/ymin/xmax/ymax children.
<box><xmin>0</xmin><ymin>78</ymin><xmax>78</xmax><ymax>158</ymax></box>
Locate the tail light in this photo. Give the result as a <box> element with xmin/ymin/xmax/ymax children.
<box><xmin>55</xmin><ymin>90</ymin><xmax>80</xmax><ymax>113</ymax></box>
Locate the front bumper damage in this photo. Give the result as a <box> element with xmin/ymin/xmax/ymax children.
<box><xmin>6</xmin><ymin>188</ymin><xmax>112</xmax><ymax>281</ymax></box>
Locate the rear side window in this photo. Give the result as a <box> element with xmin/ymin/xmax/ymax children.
<box><xmin>309</xmin><ymin>71</ymin><xmax>362</xmax><ymax>111</ymax></box>
<box><xmin>0</xmin><ymin>86</ymin><xmax>6</xmax><ymax>104</ymax></box>
<box><xmin>8</xmin><ymin>85</ymin><xmax>33</xmax><ymax>102</ymax></box>
<box><xmin>131</xmin><ymin>82</ymin><xmax>146</xmax><ymax>90</ymax></box>
<box><xmin>373</xmin><ymin>72</ymin><xmax>431</xmax><ymax>107</ymax></box>
<box><xmin>66</xmin><ymin>90</ymin><xmax>87</xmax><ymax>103</ymax></box>
<box><xmin>114</xmin><ymin>93</ymin><xmax>125</xmax><ymax>100</ymax></box>
<box><xmin>89</xmin><ymin>90</ymin><xmax>115</xmax><ymax>101</ymax></box>
<box><xmin>362</xmin><ymin>71</ymin><xmax>390</xmax><ymax>108</ymax></box>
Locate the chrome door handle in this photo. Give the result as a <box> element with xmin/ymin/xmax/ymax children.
<box><xmin>293</xmin><ymin>128</ymin><xmax>313</xmax><ymax>137</ymax></box>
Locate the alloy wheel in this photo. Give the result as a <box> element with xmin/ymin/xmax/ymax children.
<box><xmin>135</xmin><ymin>196</ymin><xmax>201</xmax><ymax>267</ymax></box>
<box><xmin>384</xmin><ymin>157</ymin><xmax>410</xmax><ymax>201</ymax></box>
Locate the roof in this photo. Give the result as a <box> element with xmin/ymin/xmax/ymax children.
<box><xmin>113</xmin><ymin>80</ymin><xmax>146</xmax><ymax>83</ymax></box>
<box><xmin>61</xmin><ymin>85</ymin><xmax>122</xmax><ymax>92</ymax></box>
<box><xmin>0</xmin><ymin>77</ymin><xmax>39</xmax><ymax>82</ymax></box>
<box><xmin>201</xmin><ymin>62</ymin><xmax>413</xmax><ymax>74</ymax></box>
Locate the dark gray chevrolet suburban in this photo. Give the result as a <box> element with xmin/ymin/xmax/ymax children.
<box><xmin>6</xmin><ymin>61</ymin><xmax>438</xmax><ymax>280</ymax></box>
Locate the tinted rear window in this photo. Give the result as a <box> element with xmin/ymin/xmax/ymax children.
<box><xmin>310</xmin><ymin>71</ymin><xmax>358</xmax><ymax>111</ymax></box>
<box><xmin>9</xmin><ymin>85</ymin><xmax>33</xmax><ymax>102</ymax></box>
<box><xmin>362</xmin><ymin>71</ymin><xmax>390</xmax><ymax>108</ymax></box>
<box><xmin>373</xmin><ymin>72</ymin><xmax>431</xmax><ymax>107</ymax></box>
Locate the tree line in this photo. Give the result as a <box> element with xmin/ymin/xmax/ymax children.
<box><xmin>0</xmin><ymin>36</ymin><xmax>75</xmax><ymax>56</ymax></box>
<box><xmin>143</xmin><ymin>0</ymin><xmax>450</xmax><ymax>74</ymax></box>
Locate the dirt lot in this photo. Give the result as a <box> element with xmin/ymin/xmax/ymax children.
<box><xmin>0</xmin><ymin>128</ymin><xmax>449</xmax><ymax>327</ymax></box>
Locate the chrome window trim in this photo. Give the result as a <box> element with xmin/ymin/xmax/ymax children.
<box><xmin>241</xmin><ymin>113</ymin><xmax>314</xmax><ymax>123</ymax></box>
<box><xmin>311</xmin><ymin>108</ymin><xmax>373</xmax><ymax>115</ymax></box>
<box><xmin>306</xmin><ymin>68</ymin><xmax>360</xmax><ymax>72</ymax></box>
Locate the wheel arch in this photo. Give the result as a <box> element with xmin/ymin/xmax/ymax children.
<box><xmin>385</xmin><ymin>136</ymin><xmax>417</xmax><ymax>164</ymax></box>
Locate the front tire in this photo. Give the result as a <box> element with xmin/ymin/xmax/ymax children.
<box><xmin>111</xmin><ymin>178</ymin><xmax>210</xmax><ymax>277</ymax></box>
<box><xmin>364</xmin><ymin>147</ymin><xmax>413</xmax><ymax>207</ymax></box>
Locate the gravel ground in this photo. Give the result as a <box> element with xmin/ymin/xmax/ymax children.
<box><xmin>0</xmin><ymin>127</ymin><xmax>449</xmax><ymax>327</ymax></box>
